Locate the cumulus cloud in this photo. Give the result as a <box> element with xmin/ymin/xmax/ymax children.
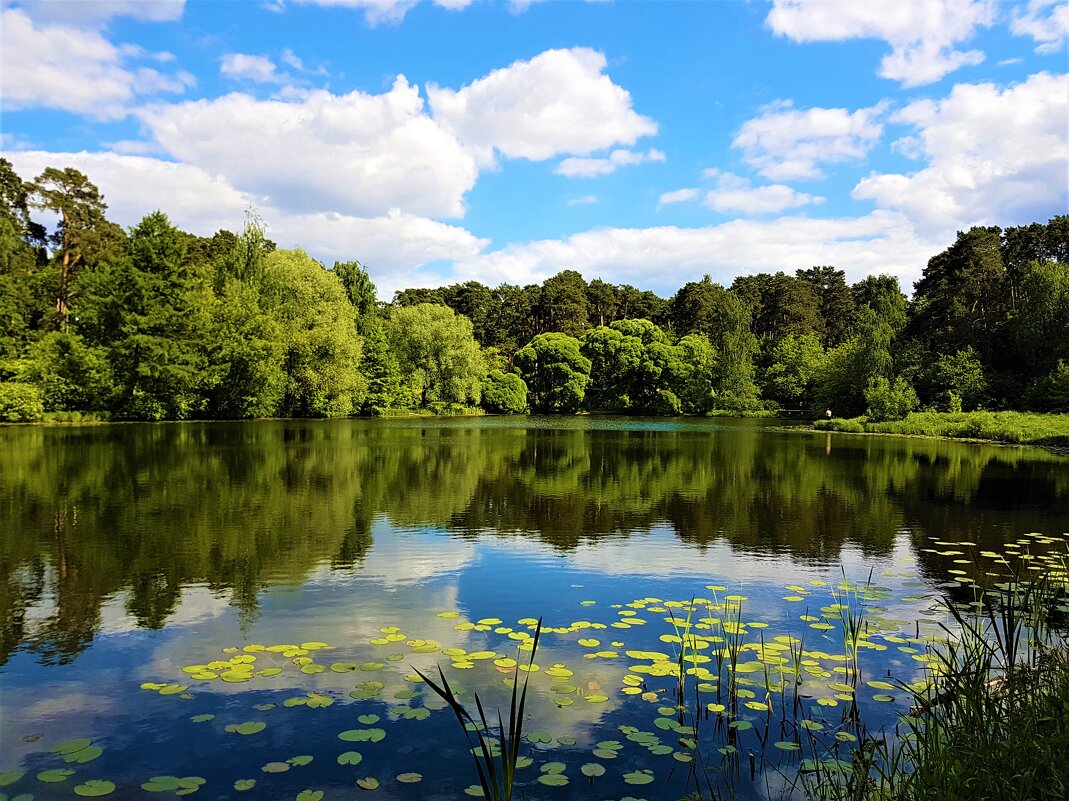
<box><xmin>0</xmin><ymin>7</ymin><xmax>193</xmax><ymax>118</ymax></box>
<box><xmin>427</xmin><ymin>48</ymin><xmax>658</xmax><ymax>165</ymax></box>
<box><xmin>1011</xmin><ymin>0</ymin><xmax>1069</xmax><ymax>54</ymax></box>
<box><xmin>555</xmin><ymin>148</ymin><xmax>665</xmax><ymax>178</ymax></box>
<box><xmin>852</xmin><ymin>71</ymin><xmax>1069</xmax><ymax>236</ymax></box>
<box><xmin>5</xmin><ymin>150</ymin><xmax>487</xmax><ymax>296</ymax></box>
<box><xmin>703</xmin><ymin>171</ymin><xmax>824</xmax><ymax>215</ymax></box>
<box><xmin>658</xmin><ymin>188</ymin><xmax>700</xmax><ymax>206</ymax></box>
<box><xmin>137</xmin><ymin>76</ymin><xmax>479</xmax><ymax>219</ymax></box>
<box><xmin>733</xmin><ymin>100</ymin><xmax>888</xmax><ymax>181</ymax></box>
<box><xmin>766</xmin><ymin>0</ymin><xmax>995</xmax><ymax>87</ymax></box>
<box><xmin>445</xmin><ymin>210</ymin><xmax>938</xmax><ymax>296</ymax></box>
<box><xmin>10</xmin><ymin>0</ymin><xmax>185</xmax><ymax>25</ymax></box>
<box><xmin>220</xmin><ymin>53</ymin><xmax>285</xmax><ymax>84</ymax></box>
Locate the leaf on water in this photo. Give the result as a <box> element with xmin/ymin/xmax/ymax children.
<box><xmin>287</xmin><ymin>756</ymin><xmax>313</xmax><ymax>767</ymax></box>
<box><xmin>64</xmin><ymin>746</ymin><xmax>103</xmax><ymax>764</ymax></box>
<box><xmin>295</xmin><ymin>791</ymin><xmax>324</xmax><ymax>801</ymax></box>
<box><xmin>623</xmin><ymin>770</ymin><xmax>655</xmax><ymax>785</ymax></box>
<box><xmin>0</xmin><ymin>772</ymin><xmax>25</xmax><ymax>787</ymax></box>
<box><xmin>356</xmin><ymin>777</ymin><xmax>379</xmax><ymax>790</ymax></box>
<box><xmin>338</xmin><ymin>729</ymin><xmax>385</xmax><ymax>743</ymax></box>
<box><xmin>580</xmin><ymin>763</ymin><xmax>605</xmax><ymax>778</ymax></box>
<box><xmin>537</xmin><ymin>774</ymin><xmax>568</xmax><ymax>786</ymax></box>
<box><xmin>51</xmin><ymin>739</ymin><xmax>92</xmax><ymax>756</ymax></box>
<box><xmin>234</xmin><ymin>779</ymin><xmax>256</xmax><ymax>791</ymax></box>
<box><xmin>261</xmin><ymin>763</ymin><xmax>290</xmax><ymax>774</ymax></box>
<box><xmin>73</xmin><ymin>780</ymin><xmax>115</xmax><ymax>797</ymax></box>
<box><xmin>225</xmin><ymin>722</ymin><xmax>266</xmax><ymax>736</ymax></box>
<box><xmin>396</xmin><ymin>773</ymin><xmax>422</xmax><ymax>783</ymax></box>
<box><xmin>190</xmin><ymin>714</ymin><xmax>215</xmax><ymax>723</ymax></box>
<box><xmin>36</xmin><ymin>770</ymin><xmax>75</xmax><ymax>783</ymax></box>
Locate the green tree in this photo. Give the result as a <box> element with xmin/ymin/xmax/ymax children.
<box><xmin>515</xmin><ymin>332</ymin><xmax>590</xmax><ymax>413</ymax></box>
<box><xmin>333</xmin><ymin>261</ymin><xmax>377</xmax><ymax>330</ymax></box>
<box><xmin>359</xmin><ymin>315</ymin><xmax>407</xmax><ymax>414</ymax></box>
<box><xmin>923</xmin><ymin>346</ymin><xmax>987</xmax><ymax>411</ymax></box>
<box><xmin>864</xmin><ymin>376</ymin><xmax>919</xmax><ymax>422</ymax></box>
<box><xmin>671</xmin><ymin>333</ymin><xmax>717</xmax><ymax>415</ymax></box>
<box><xmin>797</xmin><ymin>266</ymin><xmax>856</xmax><ymax>346</ymax></box>
<box><xmin>21</xmin><ymin>332</ymin><xmax>113</xmax><ymax>411</ymax></box>
<box><xmin>538</xmin><ymin>270</ymin><xmax>590</xmax><ymax>336</ymax></box>
<box><xmin>31</xmin><ymin>167</ymin><xmax>124</xmax><ymax>330</ymax></box>
<box><xmin>385</xmin><ymin>304</ymin><xmax>486</xmax><ymax>408</ymax></box>
<box><xmin>586</xmin><ymin>278</ymin><xmax>618</xmax><ymax>327</ymax></box>
<box><xmin>762</xmin><ymin>333</ymin><xmax>826</xmax><ymax>407</ymax></box>
<box><xmin>481</xmin><ymin>370</ymin><xmax>528</xmax><ymax>414</ymax></box>
<box><xmin>264</xmin><ymin>249</ymin><xmax>364</xmax><ymax>417</ymax></box>
<box><xmin>581</xmin><ymin>319</ymin><xmax>675</xmax><ymax>413</ymax></box>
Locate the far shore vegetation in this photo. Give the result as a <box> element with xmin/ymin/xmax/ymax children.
<box><xmin>1</xmin><ymin>160</ymin><xmax>1067</xmax><ymax>433</ymax></box>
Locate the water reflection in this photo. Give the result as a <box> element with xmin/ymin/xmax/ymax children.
<box><xmin>1</xmin><ymin>418</ymin><xmax>1066</xmax><ymax>665</ymax></box>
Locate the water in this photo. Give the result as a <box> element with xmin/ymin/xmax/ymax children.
<box><xmin>1</xmin><ymin>417</ymin><xmax>1067</xmax><ymax>799</ymax></box>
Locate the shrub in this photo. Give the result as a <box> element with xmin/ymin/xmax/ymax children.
<box><xmin>481</xmin><ymin>370</ymin><xmax>528</xmax><ymax>414</ymax></box>
<box><xmin>864</xmin><ymin>376</ymin><xmax>918</xmax><ymax>422</ymax></box>
<box><xmin>0</xmin><ymin>382</ymin><xmax>45</xmax><ymax>422</ymax></box>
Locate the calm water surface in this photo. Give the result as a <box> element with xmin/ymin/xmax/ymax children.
<box><xmin>1</xmin><ymin>417</ymin><xmax>1067</xmax><ymax>799</ymax></box>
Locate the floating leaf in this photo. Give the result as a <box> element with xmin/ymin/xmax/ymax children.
<box><xmin>51</xmin><ymin>739</ymin><xmax>92</xmax><ymax>756</ymax></box>
<box><xmin>64</xmin><ymin>746</ymin><xmax>103</xmax><ymax>764</ymax></box>
<box><xmin>396</xmin><ymin>773</ymin><xmax>421</xmax><ymax>783</ymax></box>
<box><xmin>337</xmin><ymin>753</ymin><xmax>363</xmax><ymax>766</ymax></box>
<box><xmin>37</xmin><ymin>770</ymin><xmax>75</xmax><ymax>783</ymax></box>
<box><xmin>190</xmin><ymin>714</ymin><xmax>215</xmax><ymax>723</ymax></box>
<box><xmin>537</xmin><ymin>774</ymin><xmax>568</xmax><ymax>787</ymax></box>
<box><xmin>296</xmin><ymin>791</ymin><xmax>323</xmax><ymax>801</ymax></box>
<box><xmin>356</xmin><ymin>777</ymin><xmax>379</xmax><ymax>790</ymax></box>
<box><xmin>288</xmin><ymin>756</ymin><xmax>313</xmax><ymax>767</ymax></box>
<box><xmin>0</xmin><ymin>772</ymin><xmax>25</xmax><ymax>787</ymax></box>
<box><xmin>580</xmin><ymin>763</ymin><xmax>605</xmax><ymax>778</ymax></box>
<box><xmin>73</xmin><ymin>780</ymin><xmax>115</xmax><ymax>797</ymax></box>
<box><xmin>143</xmin><ymin>777</ymin><xmax>182</xmax><ymax>792</ymax></box>
<box><xmin>262</xmin><ymin>763</ymin><xmax>290</xmax><ymax>774</ymax></box>
<box><xmin>225</xmin><ymin>722</ymin><xmax>266</xmax><ymax>736</ymax></box>
<box><xmin>623</xmin><ymin>770</ymin><xmax>655</xmax><ymax>785</ymax></box>
<box><xmin>234</xmin><ymin>779</ymin><xmax>256</xmax><ymax>791</ymax></box>
<box><xmin>338</xmin><ymin>729</ymin><xmax>385</xmax><ymax>743</ymax></box>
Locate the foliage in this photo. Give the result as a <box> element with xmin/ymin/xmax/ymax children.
<box><xmin>763</xmin><ymin>333</ymin><xmax>825</xmax><ymax>407</ymax></box>
<box><xmin>0</xmin><ymin>381</ymin><xmax>44</xmax><ymax>422</ymax></box>
<box><xmin>386</xmin><ymin>304</ymin><xmax>486</xmax><ymax>408</ymax></box>
<box><xmin>864</xmin><ymin>376</ymin><xmax>919</xmax><ymax>422</ymax></box>
<box><xmin>514</xmin><ymin>333</ymin><xmax>590</xmax><ymax>413</ymax></box>
<box><xmin>1025</xmin><ymin>361</ymin><xmax>1069</xmax><ymax>413</ymax></box>
<box><xmin>20</xmin><ymin>332</ymin><xmax>113</xmax><ymax>411</ymax></box>
<box><xmin>814</xmin><ymin>410</ymin><xmax>1069</xmax><ymax>446</ymax></box>
<box><xmin>921</xmin><ymin>346</ymin><xmax>987</xmax><ymax>411</ymax></box>
<box><xmin>481</xmin><ymin>370</ymin><xmax>528</xmax><ymax>414</ymax></box>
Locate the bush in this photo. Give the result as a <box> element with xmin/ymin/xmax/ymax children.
<box><xmin>0</xmin><ymin>381</ymin><xmax>45</xmax><ymax>422</ymax></box>
<box><xmin>481</xmin><ymin>370</ymin><xmax>528</xmax><ymax>414</ymax></box>
<box><xmin>864</xmin><ymin>376</ymin><xmax>918</xmax><ymax>422</ymax></box>
<box><xmin>1025</xmin><ymin>361</ymin><xmax>1069</xmax><ymax>413</ymax></box>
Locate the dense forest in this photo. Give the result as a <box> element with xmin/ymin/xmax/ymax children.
<box><xmin>1</xmin><ymin>159</ymin><xmax>1067</xmax><ymax>422</ymax></box>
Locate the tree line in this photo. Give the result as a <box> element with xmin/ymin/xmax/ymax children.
<box><xmin>1</xmin><ymin>159</ymin><xmax>1066</xmax><ymax>421</ymax></box>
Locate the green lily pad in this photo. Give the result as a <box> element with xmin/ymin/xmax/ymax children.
<box><xmin>51</xmin><ymin>739</ymin><xmax>91</xmax><ymax>756</ymax></box>
<box><xmin>338</xmin><ymin>729</ymin><xmax>385</xmax><ymax>743</ymax></box>
<box><xmin>356</xmin><ymin>715</ymin><xmax>379</xmax><ymax>725</ymax></box>
<box><xmin>623</xmin><ymin>770</ymin><xmax>655</xmax><ymax>785</ymax></box>
<box><xmin>73</xmin><ymin>780</ymin><xmax>115</xmax><ymax>797</ymax></box>
<box><xmin>64</xmin><ymin>746</ymin><xmax>102</xmax><ymax>764</ymax></box>
<box><xmin>262</xmin><ymin>763</ymin><xmax>290</xmax><ymax>774</ymax></box>
<box><xmin>774</xmin><ymin>741</ymin><xmax>801</xmax><ymax>751</ymax></box>
<box><xmin>537</xmin><ymin>774</ymin><xmax>568</xmax><ymax>786</ymax></box>
<box><xmin>142</xmin><ymin>776</ymin><xmax>181</xmax><ymax>792</ymax></box>
<box><xmin>0</xmin><ymin>772</ymin><xmax>25</xmax><ymax>787</ymax></box>
<box><xmin>36</xmin><ymin>770</ymin><xmax>75</xmax><ymax>783</ymax></box>
<box><xmin>396</xmin><ymin>773</ymin><xmax>421</xmax><ymax>783</ymax></box>
<box><xmin>225</xmin><ymin>722</ymin><xmax>266</xmax><ymax>736</ymax></box>
<box><xmin>355</xmin><ymin>777</ymin><xmax>379</xmax><ymax>790</ymax></box>
<box><xmin>234</xmin><ymin>779</ymin><xmax>256</xmax><ymax>791</ymax></box>
<box><xmin>337</xmin><ymin>752</ymin><xmax>363</xmax><ymax>766</ymax></box>
<box><xmin>287</xmin><ymin>756</ymin><xmax>313</xmax><ymax>767</ymax></box>
<box><xmin>190</xmin><ymin>714</ymin><xmax>215</xmax><ymax>723</ymax></box>
<box><xmin>541</xmin><ymin>762</ymin><xmax>566</xmax><ymax>774</ymax></box>
<box><xmin>296</xmin><ymin>791</ymin><xmax>324</xmax><ymax>801</ymax></box>
<box><xmin>580</xmin><ymin>763</ymin><xmax>605</xmax><ymax>777</ymax></box>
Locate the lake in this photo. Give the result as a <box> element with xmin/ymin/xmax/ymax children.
<box><xmin>2</xmin><ymin>417</ymin><xmax>1067</xmax><ymax>800</ymax></box>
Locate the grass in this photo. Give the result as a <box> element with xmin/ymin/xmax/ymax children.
<box><xmin>813</xmin><ymin>410</ymin><xmax>1069</xmax><ymax>447</ymax></box>
<box><xmin>414</xmin><ymin>619</ymin><xmax>541</xmax><ymax>801</ymax></box>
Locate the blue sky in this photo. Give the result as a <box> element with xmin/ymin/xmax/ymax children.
<box><xmin>2</xmin><ymin>0</ymin><xmax>1066</xmax><ymax>298</ymax></box>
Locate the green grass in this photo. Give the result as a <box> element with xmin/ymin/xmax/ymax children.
<box><xmin>813</xmin><ymin>411</ymin><xmax>1069</xmax><ymax>447</ymax></box>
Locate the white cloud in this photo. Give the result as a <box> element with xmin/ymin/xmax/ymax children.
<box><xmin>766</xmin><ymin>0</ymin><xmax>995</xmax><ymax>87</ymax></box>
<box><xmin>445</xmin><ymin>210</ymin><xmax>938</xmax><ymax>296</ymax></box>
<box><xmin>853</xmin><ymin>71</ymin><xmax>1069</xmax><ymax>236</ymax></box>
<box><xmin>733</xmin><ymin>100</ymin><xmax>887</xmax><ymax>181</ymax></box>
<box><xmin>703</xmin><ymin>170</ymin><xmax>824</xmax><ymax>215</ymax></box>
<box><xmin>427</xmin><ymin>47</ymin><xmax>657</xmax><ymax>165</ymax></box>
<box><xmin>567</xmin><ymin>195</ymin><xmax>600</xmax><ymax>206</ymax></box>
<box><xmin>137</xmin><ymin>76</ymin><xmax>479</xmax><ymax>218</ymax></box>
<box><xmin>1011</xmin><ymin>0</ymin><xmax>1069</xmax><ymax>54</ymax></box>
<box><xmin>658</xmin><ymin>188</ymin><xmax>700</xmax><ymax>206</ymax></box>
<box><xmin>292</xmin><ymin>0</ymin><xmax>469</xmax><ymax>25</ymax></box>
<box><xmin>556</xmin><ymin>148</ymin><xmax>665</xmax><ymax>178</ymax></box>
<box><xmin>10</xmin><ymin>0</ymin><xmax>185</xmax><ymax>25</ymax></box>
<box><xmin>0</xmin><ymin>7</ymin><xmax>192</xmax><ymax>118</ymax></box>
<box><xmin>5</xmin><ymin>150</ymin><xmax>487</xmax><ymax>297</ymax></box>
<box><xmin>220</xmin><ymin>53</ymin><xmax>284</xmax><ymax>83</ymax></box>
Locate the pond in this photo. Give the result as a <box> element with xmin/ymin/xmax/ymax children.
<box><xmin>1</xmin><ymin>417</ymin><xmax>1067</xmax><ymax>800</ymax></box>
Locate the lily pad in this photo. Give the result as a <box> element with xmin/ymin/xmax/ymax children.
<box><xmin>337</xmin><ymin>752</ymin><xmax>363</xmax><ymax>766</ymax></box>
<box><xmin>225</xmin><ymin>722</ymin><xmax>266</xmax><ymax>736</ymax></box>
<box><xmin>36</xmin><ymin>770</ymin><xmax>75</xmax><ymax>783</ymax></box>
<box><xmin>142</xmin><ymin>776</ymin><xmax>182</xmax><ymax>792</ymax></box>
<box><xmin>288</xmin><ymin>756</ymin><xmax>313</xmax><ymax>767</ymax></box>
<box><xmin>234</xmin><ymin>780</ymin><xmax>256</xmax><ymax>791</ymax></box>
<box><xmin>338</xmin><ymin>729</ymin><xmax>385</xmax><ymax>743</ymax></box>
<box><xmin>73</xmin><ymin>780</ymin><xmax>115</xmax><ymax>797</ymax></box>
<box><xmin>64</xmin><ymin>746</ymin><xmax>103</xmax><ymax>765</ymax></box>
<box><xmin>296</xmin><ymin>791</ymin><xmax>324</xmax><ymax>801</ymax></box>
<box><xmin>580</xmin><ymin>763</ymin><xmax>605</xmax><ymax>777</ymax></box>
<box><xmin>51</xmin><ymin>739</ymin><xmax>92</xmax><ymax>756</ymax></box>
<box><xmin>0</xmin><ymin>773</ymin><xmax>24</xmax><ymax>787</ymax></box>
<box><xmin>396</xmin><ymin>773</ymin><xmax>422</xmax><ymax>783</ymax></box>
<box><xmin>537</xmin><ymin>774</ymin><xmax>568</xmax><ymax>787</ymax></box>
<box><xmin>623</xmin><ymin>770</ymin><xmax>655</xmax><ymax>785</ymax></box>
<box><xmin>356</xmin><ymin>777</ymin><xmax>379</xmax><ymax>790</ymax></box>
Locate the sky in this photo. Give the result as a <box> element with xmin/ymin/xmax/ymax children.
<box><xmin>1</xmin><ymin>0</ymin><xmax>1067</xmax><ymax>300</ymax></box>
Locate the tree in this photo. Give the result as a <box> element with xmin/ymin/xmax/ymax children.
<box><xmin>864</xmin><ymin>376</ymin><xmax>918</xmax><ymax>422</ymax></box>
<box><xmin>481</xmin><ymin>370</ymin><xmax>528</xmax><ymax>414</ymax></box>
<box><xmin>264</xmin><ymin>249</ymin><xmax>364</xmax><ymax>417</ymax></box>
<box><xmin>731</xmin><ymin>272</ymin><xmax>822</xmax><ymax>341</ymax></box>
<box><xmin>586</xmin><ymin>279</ymin><xmax>618</xmax><ymax>328</ymax></box>
<box><xmin>359</xmin><ymin>315</ymin><xmax>406</xmax><ymax>414</ymax></box>
<box><xmin>581</xmin><ymin>319</ymin><xmax>675</xmax><ymax>413</ymax></box>
<box><xmin>0</xmin><ymin>160</ymin><xmax>45</xmax><ymax>364</ymax></box>
<box><xmin>538</xmin><ymin>270</ymin><xmax>590</xmax><ymax>336</ymax></box>
<box><xmin>797</xmin><ymin>266</ymin><xmax>855</xmax><ymax>346</ymax></box>
<box><xmin>333</xmin><ymin>261</ymin><xmax>378</xmax><ymax>329</ymax></box>
<box><xmin>31</xmin><ymin>167</ymin><xmax>124</xmax><ymax>329</ymax></box>
<box><xmin>922</xmin><ymin>346</ymin><xmax>987</xmax><ymax>411</ymax></box>
<box><xmin>515</xmin><ymin>332</ymin><xmax>590</xmax><ymax>413</ymax></box>
<box><xmin>672</xmin><ymin>333</ymin><xmax>717</xmax><ymax>415</ymax></box>
<box><xmin>762</xmin><ymin>333</ymin><xmax>826</xmax><ymax>408</ymax></box>
<box><xmin>385</xmin><ymin>304</ymin><xmax>486</xmax><ymax>407</ymax></box>
<box><xmin>21</xmin><ymin>332</ymin><xmax>113</xmax><ymax>411</ymax></box>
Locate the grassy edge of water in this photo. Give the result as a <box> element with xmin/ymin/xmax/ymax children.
<box><xmin>812</xmin><ymin>411</ymin><xmax>1069</xmax><ymax>448</ymax></box>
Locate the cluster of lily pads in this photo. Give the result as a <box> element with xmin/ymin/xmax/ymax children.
<box><xmin>4</xmin><ymin>533</ymin><xmax>1065</xmax><ymax>800</ymax></box>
